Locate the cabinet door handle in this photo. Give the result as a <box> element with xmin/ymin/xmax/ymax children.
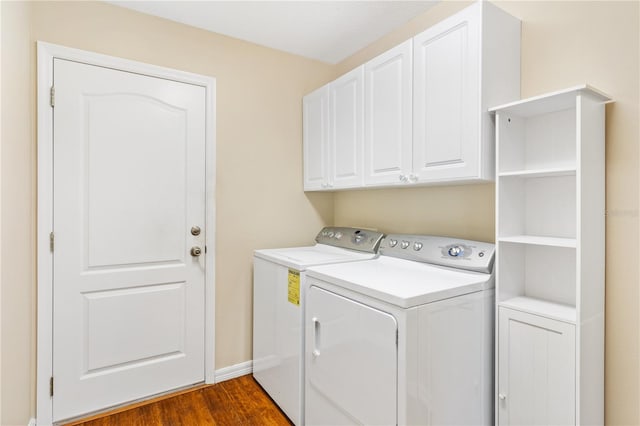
<box><xmin>409</xmin><ymin>174</ymin><xmax>418</xmax><ymax>183</ymax></box>
<box><xmin>312</xmin><ymin>317</ymin><xmax>321</xmax><ymax>357</ymax></box>
<box><xmin>498</xmin><ymin>393</ymin><xmax>507</xmax><ymax>401</ymax></box>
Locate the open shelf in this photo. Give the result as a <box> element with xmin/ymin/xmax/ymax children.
<box><xmin>498</xmin><ymin>174</ymin><xmax>576</xmax><ymax>239</ymax></box>
<box><xmin>499</xmin><ymin>296</ymin><xmax>576</xmax><ymax>324</ymax></box>
<box><xmin>498</xmin><ymin>167</ymin><xmax>576</xmax><ymax>178</ymax></box>
<box><xmin>497</xmin><ymin>107</ymin><xmax>577</xmax><ymax>173</ymax></box>
<box><xmin>497</xmin><ymin>242</ymin><xmax>576</xmax><ymax>309</ymax></box>
<box><xmin>498</xmin><ymin>235</ymin><xmax>576</xmax><ymax>248</ymax></box>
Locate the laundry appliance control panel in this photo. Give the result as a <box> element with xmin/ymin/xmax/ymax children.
<box><xmin>380</xmin><ymin>234</ymin><xmax>495</xmax><ymax>273</ymax></box>
<box><xmin>315</xmin><ymin>227</ymin><xmax>385</xmax><ymax>254</ymax></box>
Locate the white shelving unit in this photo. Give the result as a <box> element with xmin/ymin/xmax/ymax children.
<box><xmin>491</xmin><ymin>85</ymin><xmax>611</xmax><ymax>425</ymax></box>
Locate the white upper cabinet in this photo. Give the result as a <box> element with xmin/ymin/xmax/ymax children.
<box><xmin>364</xmin><ymin>40</ymin><xmax>413</xmax><ymax>186</ymax></box>
<box><xmin>303</xmin><ymin>85</ymin><xmax>329</xmax><ymax>191</ymax></box>
<box><xmin>303</xmin><ymin>67</ymin><xmax>364</xmax><ymax>191</ymax></box>
<box><xmin>413</xmin><ymin>1</ymin><xmax>520</xmax><ymax>183</ymax></box>
<box><xmin>303</xmin><ymin>1</ymin><xmax>520</xmax><ymax>191</ymax></box>
<box><xmin>330</xmin><ymin>67</ymin><xmax>364</xmax><ymax>189</ymax></box>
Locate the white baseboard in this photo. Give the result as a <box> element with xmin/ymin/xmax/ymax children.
<box><xmin>27</xmin><ymin>418</ymin><xmax>37</xmax><ymax>426</ymax></box>
<box><xmin>214</xmin><ymin>360</ymin><xmax>253</xmax><ymax>383</ymax></box>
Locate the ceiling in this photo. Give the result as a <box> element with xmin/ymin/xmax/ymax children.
<box><xmin>105</xmin><ymin>1</ymin><xmax>438</xmax><ymax>64</ymax></box>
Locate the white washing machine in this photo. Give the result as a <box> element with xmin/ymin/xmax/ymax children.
<box><xmin>253</xmin><ymin>227</ymin><xmax>384</xmax><ymax>425</ymax></box>
<box><xmin>304</xmin><ymin>234</ymin><xmax>496</xmax><ymax>426</ymax></box>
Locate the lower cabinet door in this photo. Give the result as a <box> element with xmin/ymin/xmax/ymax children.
<box><xmin>305</xmin><ymin>285</ymin><xmax>398</xmax><ymax>425</ymax></box>
<box><xmin>498</xmin><ymin>307</ymin><xmax>576</xmax><ymax>426</ymax></box>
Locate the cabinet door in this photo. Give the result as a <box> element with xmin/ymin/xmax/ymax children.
<box><xmin>329</xmin><ymin>66</ymin><xmax>364</xmax><ymax>189</ymax></box>
<box><xmin>498</xmin><ymin>307</ymin><xmax>576</xmax><ymax>426</ymax></box>
<box><xmin>364</xmin><ymin>40</ymin><xmax>413</xmax><ymax>186</ymax></box>
<box><xmin>303</xmin><ymin>85</ymin><xmax>329</xmax><ymax>190</ymax></box>
<box><xmin>413</xmin><ymin>4</ymin><xmax>481</xmax><ymax>182</ymax></box>
<box><xmin>305</xmin><ymin>286</ymin><xmax>397</xmax><ymax>425</ymax></box>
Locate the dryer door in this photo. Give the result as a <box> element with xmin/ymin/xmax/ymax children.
<box><xmin>305</xmin><ymin>285</ymin><xmax>398</xmax><ymax>425</ymax></box>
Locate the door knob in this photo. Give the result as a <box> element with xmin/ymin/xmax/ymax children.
<box><xmin>191</xmin><ymin>226</ymin><xmax>201</xmax><ymax>236</ymax></box>
<box><xmin>190</xmin><ymin>246</ymin><xmax>202</xmax><ymax>257</ymax></box>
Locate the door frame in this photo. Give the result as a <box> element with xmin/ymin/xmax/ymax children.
<box><xmin>36</xmin><ymin>41</ymin><xmax>217</xmax><ymax>425</ymax></box>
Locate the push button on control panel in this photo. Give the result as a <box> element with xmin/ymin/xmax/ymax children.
<box><xmin>413</xmin><ymin>242</ymin><xmax>423</xmax><ymax>251</ymax></box>
<box><xmin>388</xmin><ymin>239</ymin><xmax>398</xmax><ymax>247</ymax></box>
<box><xmin>400</xmin><ymin>241</ymin><xmax>410</xmax><ymax>249</ymax></box>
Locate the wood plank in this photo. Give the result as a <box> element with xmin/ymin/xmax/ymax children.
<box><xmin>64</xmin><ymin>375</ymin><xmax>293</xmax><ymax>426</ymax></box>
<box><xmin>64</xmin><ymin>384</ymin><xmax>209</xmax><ymax>425</ymax></box>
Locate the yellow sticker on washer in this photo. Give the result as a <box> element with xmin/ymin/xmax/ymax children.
<box><xmin>288</xmin><ymin>269</ymin><xmax>300</xmax><ymax>306</ymax></box>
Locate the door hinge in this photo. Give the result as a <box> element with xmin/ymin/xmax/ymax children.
<box><xmin>49</xmin><ymin>232</ymin><xmax>54</xmax><ymax>252</ymax></box>
<box><xmin>50</xmin><ymin>376</ymin><xmax>54</xmax><ymax>397</ymax></box>
<box><xmin>50</xmin><ymin>86</ymin><xmax>55</xmax><ymax>107</ymax></box>
<box><xmin>204</xmin><ymin>245</ymin><xmax>207</xmax><ymax>253</ymax></box>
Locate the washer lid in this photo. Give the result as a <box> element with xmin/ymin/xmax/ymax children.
<box><xmin>306</xmin><ymin>256</ymin><xmax>493</xmax><ymax>308</ymax></box>
<box><xmin>254</xmin><ymin>244</ymin><xmax>378</xmax><ymax>271</ymax></box>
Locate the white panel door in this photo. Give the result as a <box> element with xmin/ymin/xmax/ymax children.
<box><xmin>413</xmin><ymin>5</ymin><xmax>480</xmax><ymax>182</ymax></box>
<box><xmin>329</xmin><ymin>66</ymin><xmax>364</xmax><ymax>189</ymax></box>
<box><xmin>303</xmin><ymin>85</ymin><xmax>329</xmax><ymax>190</ymax></box>
<box><xmin>498</xmin><ymin>307</ymin><xmax>576</xmax><ymax>426</ymax></box>
<box><xmin>53</xmin><ymin>58</ymin><xmax>206</xmax><ymax>421</ymax></box>
<box><xmin>305</xmin><ymin>286</ymin><xmax>397</xmax><ymax>426</ymax></box>
<box><xmin>364</xmin><ymin>40</ymin><xmax>413</xmax><ymax>186</ymax></box>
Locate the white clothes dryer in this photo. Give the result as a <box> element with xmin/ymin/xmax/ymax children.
<box><xmin>304</xmin><ymin>234</ymin><xmax>496</xmax><ymax>426</ymax></box>
<box><xmin>252</xmin><ymin>227</ymin><xmax>384</xmax><ymax>425</ymax></box>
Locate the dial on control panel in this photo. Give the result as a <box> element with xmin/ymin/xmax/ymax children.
<box><xmin>400</xmin><ymin>241</ymin><xmax>410</xmax><ymax>249</ymax></box>
<box><xmin>448</xmin><ymin>246</ymin><xmax>464</xmax><ymax>257</ymax></box>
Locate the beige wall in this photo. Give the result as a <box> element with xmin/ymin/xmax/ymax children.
<box><xmin>1</xmin><ymin>1</ymin><xmax>638</xmax><ymax>425</ymax></box>
<box><xmin>0</xmin><ymin>1</ymin><xmax>334</xmax><ymax>424</ymax></box>
<box><xmin>333</xmin><ymin>1</ymin><xmax>640</xmax><ymax>425</ymax></box>
<box><xmin>1</xmin><ymin>2</ymin><xmax>36</xmax><ymax>425</ymax></box>
<box><xmin>0</xmin><ymin>1</ymin><xmax>4</xmax><ymax>424</ymax></box>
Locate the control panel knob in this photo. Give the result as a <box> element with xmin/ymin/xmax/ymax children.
<box><xmin>328</xmin><ymin>232</ymin><xmax>334</xmax><ymax>238</ymax></box>
<box><xmin>400</xmin><ymin>241</ymin><xmax>410</xmax><ymax>249</ymax></box>
<box><xmin>448</xmin><ymin>246</ymin><xmax>463</xmax><ymax>257</ymax></box>
<box><xmin>335</xmin><ymin>232</ymin><xmax>343</xmax><ymax>239</ymax></box>
<box><xmin>413</xmin><ymin>242</ymin><xmax>423</xmax><ymax>251</ymax></box>
<box><xmin>354</xmin><ymin>235</ymin><xmax>364</xmax><ymax>243</ymax></box>
<box><xmin>389</xmin><ymin>239</ymin><xmax>398</xmax><ymax>247</ymax></box>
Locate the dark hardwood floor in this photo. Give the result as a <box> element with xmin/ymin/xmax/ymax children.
<box><xmin>65</xmin><ymin>375</ymin><xmax>293</xmax><ymax>426</ymax></box>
